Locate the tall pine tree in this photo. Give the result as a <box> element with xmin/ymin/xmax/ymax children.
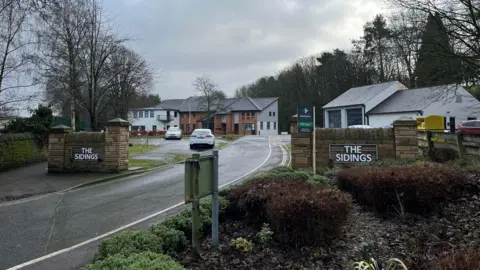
<box><xmin>415</xmin><ymin>12</ymin><xmax>462</xmax><ymax>87</ymax></box>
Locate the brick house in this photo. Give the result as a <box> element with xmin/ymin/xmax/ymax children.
<box><xmin>174</xmin><ymin>96</ymin><xmax>279</xmax><ymax>135</ymax></box>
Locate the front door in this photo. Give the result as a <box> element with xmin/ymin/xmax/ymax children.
<box><xmin>234</xmin><ymin>124</ymin><xmax>239</xmax><ymax>134</ymax></box>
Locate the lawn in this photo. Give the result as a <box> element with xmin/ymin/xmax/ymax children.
<box><xmin>218</xmin><ymin>142</ymin><xmax>228</xmax><ymax>149</ymax></box>
<box><xmin>128</xmin><ymin>145</ymin><xmax>159</xmax><ymax>155</ymax></box>
<box><xmin>127</xmin><ymin>159</ymin><xmax>166</xmax><ymax>169</ymax></box>
<box><xmin>170</xmin><ymin>153</ymin><xmax>191</xmax><ymax>163</ymax></box>
<box><xmin>285</xmin><ymin>143</ymin><xmax>291</xmax><ymax>151</ymax></box>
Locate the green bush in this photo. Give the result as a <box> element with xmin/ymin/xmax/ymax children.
<box><xmin>337</xmin><ymin>165</ymin><xmax>470</xmax><ymax>214</ymax></box>
<box><xmin>93</xmin><ymin>231</ymin><xmax>162</xmax><ymax>262</ymax></box>
<box><xmin>148</xmin><ymin>225</ymin><xmax>187</xmax><ymax>255</ymax></box>
<box><xmin>0</xmin><ymin>133</ymin><xmax>47</xmax><ymax>171</ymax></box>
<box><xmin>428</xmin><ymin>147</ymin><xmax>458</xmax><ymax>163</ymax></box>
<box><xmin>83</xmin><ymin>252</ymin><xmax>184</xmax><ymax>270</ymax></box>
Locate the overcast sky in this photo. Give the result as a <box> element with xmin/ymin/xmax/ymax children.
<box><xmin>103</xmin><ymin>0</ymin><xmax>386</xmax><ymax>100</ymax></box>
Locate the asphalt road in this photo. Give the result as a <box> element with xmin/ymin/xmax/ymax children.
<box><xmin>1</xmin><ymin>135</ymin><xmax>290</xmax><ymax>270</ymax></box>
<box><xmin>129</xmin><ymin>137</ymin><xmax>228</xmax><ymax>161</ymax></box>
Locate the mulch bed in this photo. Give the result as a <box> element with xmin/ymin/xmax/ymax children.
<box><xmin>176</xmin><ymin>178</ymin><xmax>480</xmax><ymax>270</ymax></box>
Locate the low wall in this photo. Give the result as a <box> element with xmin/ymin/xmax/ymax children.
<box><xmin>48</xmin><ymin>118</ymin><xmax>130</xmax><ymax>173</ymax></box>
<box><xmin>0</xmin><ymin>133</ymin><xmax>47</xmax><ymax>171</ymax></box>
<box><xmin>291</xmin><ymin>117</ymin><xmax>419</xmax><ymax>169</ymax></box>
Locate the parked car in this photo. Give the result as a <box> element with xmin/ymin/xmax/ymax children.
<box><xmin>348</xmin><ymin>125</ymin><xmax>373</xmax><ymax>128</ymax></box>
<box><xmin>456</xmin><ymin>120</ymin><xmax>480</xmax><ymax>134</ymax></box>
<box><xmin>189</xmin><ymin>129</ymin><xmax>215</xmax><ymax>149</ymax></box>
<box><xmin>165</xmin><ymin>127</ymin><xmax>183</xmax><ymax>140</ymax></box>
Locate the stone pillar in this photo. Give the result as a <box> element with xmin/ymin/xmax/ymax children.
<box><xmin>291</xmin><ymin>115</ymin><xmax>312</xmax><ymax>169</ymax></box>
<box><xmin>393</xmin><ymin>117</ymin><xmax>419</xmax><ymax>159</ymax></box>
<box><xmin>48</xmin><ymin>124</ymin><xmax>72</xmax><ymax>172</ymax></box>
<box><xmin>105</xmin><ymin>118</ymin><xmax>130</xmax><ymax>172</ymax></box>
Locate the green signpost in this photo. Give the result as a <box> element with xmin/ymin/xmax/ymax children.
<box><xmin>184</xmin><ymin>150</ymin><xmax>219</xmax><ymax>256</ymax></box>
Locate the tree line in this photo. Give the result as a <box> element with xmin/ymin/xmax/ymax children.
<box><xmin>0</xmin><ymin>0</ymin><xmax>157</xmax><ymax>131</ymax></box>
<box><xmin>235</xmin><ymin>0</ymin><xmax>479</xmax><ymax>132</ymax></box>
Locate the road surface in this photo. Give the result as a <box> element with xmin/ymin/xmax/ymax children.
<box><xmin>1</xmin><ymin>135</ymin><xmax>290</xmax><ymax>270</ymax></box>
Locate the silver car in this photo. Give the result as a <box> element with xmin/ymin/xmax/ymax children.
<box><xmin>165</xmin><ymin>127</ymin><xmax>182</xmax><ymax>140</ymax></box>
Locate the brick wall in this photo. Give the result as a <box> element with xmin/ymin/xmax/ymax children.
<box><xmin>48</xmin><ymin>118</ymin><xmax>130</xmax><ymax>173</ymax></box>
<box><xmin>291</xmin><ymin>117</ymin><xmax>419</xmax><ymax>169</ymax></box>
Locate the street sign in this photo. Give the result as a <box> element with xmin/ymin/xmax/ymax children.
<box><xmin>297</xmin><ymin>106</ymin><xmax>314</xmax><ymax>133</ymax></box>
<box><xmin>184</xmin><ymin>155</ymin><xmax>214</xmax><ymax>203</ymax></box>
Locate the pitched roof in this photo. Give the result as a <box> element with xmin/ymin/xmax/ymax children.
<box><xmin>322</xmin><ymin>81</ymin><xmax>397</xmax><ymax>109</ymax></box>
<box><xmin>251</xmin><ymin>97</ymin><xmax>278</xmax><ymax>110</ymax></box>
<box><xmin>367</xmin><ymin>85</ymin><xmax>455</xmax><ymax>114</ymax></box>
<box><xmin>158</xmin><ymin>99</ymin><xmax>185</xmax><ymax>110</ymax></box>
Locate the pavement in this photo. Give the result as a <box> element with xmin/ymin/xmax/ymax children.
<box><xmin>0</xmin><ymin>163</ymin><xmax>119</xmax><ymax>203</ymax></box>
<box><xmin>1</xmin><ymin>135</ymin><xmax>291</xmax><ymax>270</ymax></box>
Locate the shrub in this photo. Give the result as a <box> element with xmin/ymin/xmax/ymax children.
<box><xmin>161</xmin><ymin>206</ymin><xmax>210</xmax><ymax>239</ymax></box>
<box><xmin>306</xmin><ymin>174</ymin><xmax>330</xmax><ymax>186</ymax></box>
<box><xmin>266</xmin><ymin>186</ymin><xmax>352</xmax><ymax>246</ymax></box>
<box><xmin>148</xmin><ymin>225</ymin><xmax>187</xmax><ymax>255</ymax></box>
<box><xmin>337</xmin><ymin>165</ymin><xmax>470</xmax><ymax>214</ymax></box>
<box><xmin>199</xmin><ymin>195</ymin><xmax>230</xmax><ymax>215</ymax></box>
<box><xmin>83</xmin><ymin>252</ymin><xmax>184</xmax><ymax>270</ymax></box>
<box><xmin>231</xmin><ymin>237</ymin><xmax>253</xmax><ymax>253</ymax></box>
<box><xmin>93</xmin><ymin>231</ymin><xmax>162</xmax><ymax>262</ymax></box>
<box><xmin>257</xmin><ymin>223</ymin><xmax>274</xmax><ymax>246</ymax></box>
<box><xmin>428</xmin><ymin>148</ymin><xmax>458</xmax><ymax>163</ymax></box>
<box><xmin>429</xmin><ymin>250</ymin><xmax>480</xmax><ymax>270</ymax></box>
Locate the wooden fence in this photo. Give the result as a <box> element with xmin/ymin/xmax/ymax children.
<box><xmin>418</xmin><ymin>130</ymin><xmax>480</xmax><ymax>158</ymax></box>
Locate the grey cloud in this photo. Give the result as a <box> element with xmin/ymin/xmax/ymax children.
<box><xmin>105</xmin><ymin>0</ymin><xmax>384</xmax><ymax>98</ymax></box>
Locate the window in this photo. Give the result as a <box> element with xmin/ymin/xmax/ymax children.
<box><xmin>269</xmin><ymin>111</ymin><xmax>272</xmax><ymax>116</ymax></box>
<box><xmin>327</xmin><ymin>110</ymin><xmax>341</xmax><ymax>128</ymax></box>
<box><xmin>131</xmin><ymin>126</ymin><xmax>139</xmax><ymax>131</ymax></box>
<box><xmin>144</xmin><ymin>111</ymin><xmax>149</xmax><ymax>118</ymax></box>
<box><xmin>139</xmin><ymin>111</ymin><xmax>144</xmax><ymax>118</ymax></box>
<box><xmin>468</xmin><ymin>117</ymin><xmax>477</xmax><ymax>120</ymax></box>
<box><xmin>242</xmin><ymin>112</ymin><xmax>245</xmax><ymax>116</ymax></box>
<box><xmin>150</xmin><ymin>110</ymin><xmax>154</xmax><ymax>118</ymax></box>
<box><xmin>260</xmin><ymin>121</ymin><xmax>263</xmax><ymax>130</ymax></box>
<box><xmin>174</xmin><ymin>111</ymin><xmax>178</xmax><ymax>117</ymax></box>
<box><xmin>267</xmin><ymin>122</ymin><xmax>270</xmax><ymax>130</ymax></box>
<box><xmin>186</xmin><ymin>124</ymin><xmax>190</xmax><ymax>132</ymax></box>
<box><xmin>273</xmin><ymin>122</ymin><xmax>276</xmax><ymax>130</ymax></box>
<box><xmin>273</xmin><ymin>112</ymin><xmax>275</xmax><ymax>117</ymax></box>
<box><xmin>346</xmin><ymin>108</ymin><xmax>363</xmax><ymax>126</ymax></box>
<box><xmin>192</xmin><ymin>112</ymin><xmax>196</xmax><ymax>117</ymax></box>
<box><xmin>140</xmin><ymin>126</ymin><xmax>146</xmax><ymax>131</ymax></box>
<box><xmin>152</xmin><ymin>125</ymin><xmax>157</xmax><ymax>131</ymax></box>
<box><xmin>192</xmin><ymin>124</ymin><xmax>196</xmax><ymax>130</ymax></box>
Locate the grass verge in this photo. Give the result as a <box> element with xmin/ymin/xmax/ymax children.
<box><xmin>285</xmin><ymin>143</ymin><xmax>291</xmax><ymax>151</ymax></box>
<box><xmin>218</xmin><ymin>142</ymin><xmax>228</xmax><ymax>149</ymax></box>
<box><xmin>128</xmin><ymin>159</ymin><xmax>167</xmax><ymax>169</ymax></box>
<box><xmin>128</xmin><ymin>145</ymin><xmax>159</xmax><ymax>155</ymax></box>
<box><xmin>171</xmin><ymin>153</ymin><xmax>191</xmax><ymax>163</ymax></box>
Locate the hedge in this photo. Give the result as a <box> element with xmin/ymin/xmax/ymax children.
<box><xmin>0</xmin><ymin>133</ymin><xmax>47</xmax><ymax>171</ymax></box>
<box><xmin>337</xmin><ymin>165</ymin><xmax>470</xmax><ymax>213</ymax></box>
<box><xmin>84</xmin><ymin>252</ymin><xmax>184</xmax><ymax>270</ymax></box>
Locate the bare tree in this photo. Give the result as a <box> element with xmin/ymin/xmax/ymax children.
<box><xmin>0</xmin><ymin>0</ymin><xmax>36</xmax><ymax>117</ymax></box>
<box><xmin>389</xmin><ymin>0</ymin><xmax>479</xmax><ymax>72</ymax></box>
<box><xmin>192</xmin><ymin>75</ymin><xmax>225</xmax><ymax>128</ymax></box>
<box><xmin>106</xmin><ymin>45</ymin><xmax>154</xmax><ymax>120</ymax></box>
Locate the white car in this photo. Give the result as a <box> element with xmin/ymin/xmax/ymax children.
<box><xmin>189</xmin><ymin>129</ymin><xmax>215</xmax><ymax>149</ymax></box>
<box><xmin>165</xmin><ymin>127</ymin><xmax>182</xmax><ymax>140</ymax></box>
<box><xmin>348</xmin><ymin>125</ymin><xmax>373</xmax><ymax>128</ymax></box>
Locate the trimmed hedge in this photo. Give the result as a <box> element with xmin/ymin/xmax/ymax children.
<box><xmin>84</xmin><ymin>252</ymin><xmax>184</xmax><ymax>270</ymax></box>
<box><xmin>337</xmin><ymin>165</ymin><xmax>470</xmax><ymax>213</ymax></box>
<box><xmin>226</xmin><ymin>177</ymin><xmax>352</xmax><ymax>246</ymax></box>
<box><xmin>0</xmin><ymin>133</ymin><xmax>47</xmax><ymax>171</ymax></box>
<box><xmin>429</xmin><ymin>250</ymin><xmax>480</xmax><ymax>270</ymax></box>
<box><xmin>148</xmin><ymin>225</ymin><xmax>187</xmax><ymax>255</ymax></box>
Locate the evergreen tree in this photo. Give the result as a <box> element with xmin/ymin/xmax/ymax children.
<box><xmin>415</xmin><ymin>12</ymin><xmax>462</xmax><ymax>87</ymax></box>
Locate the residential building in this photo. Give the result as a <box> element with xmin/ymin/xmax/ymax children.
<box><xmin>130</xmin><ymin>96</ymin><xmax>279</xmax><ymax>135</ymax></box>
<box><xmin>129</xmin><ymin>99</ymin><xmax>184</xmax><ymax>131</ymax></box>
<box><xmin>322</xmin><ymin>81</ymin><xmax>480</xmax><ymax>128</ymax></box>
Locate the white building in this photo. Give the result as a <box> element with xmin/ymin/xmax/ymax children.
<box><xmin>129</xmin><ymin>99</ymin><xmax>184</xmax><ymax>131</ymax></box>
<box><xmin>323</xmin><ymin>82</ymin><xmax>480</xmax><ymax>128</ymax></box>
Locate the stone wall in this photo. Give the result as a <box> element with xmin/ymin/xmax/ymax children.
<box><xmin>48</xmin><ymin>118</ymin><xmax>130</xmax><ymax>173</ymax></box>
<box><xmin>291</xmin><ymin>117</ymin><xmax>419</xmax><ymax>170</ymax></box>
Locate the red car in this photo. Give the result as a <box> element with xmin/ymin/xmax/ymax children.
<box><xmin>456</xmin><ymin>120</ymin><xmax>480</xmax><ymax>134</ymax></box>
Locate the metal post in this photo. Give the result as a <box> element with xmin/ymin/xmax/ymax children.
<box><xmin>191</xmin><ymin>153</ymin><xmax>201</xmax><ymax>257</ymax></box>
<box><xmin>211</xmin><ymin>149</ymin><xmax>219</xmax><ymax>249</ymax></box>
<box><xmin>312</xmin><ymin>106</ymin><xmax>316</xmax><ymax>174</ymax></box>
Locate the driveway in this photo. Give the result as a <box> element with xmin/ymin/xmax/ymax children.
<box><xmin>2</xmin><ymin>135</ymin><xmax>289</xmax><ymax>270</ymax></box>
